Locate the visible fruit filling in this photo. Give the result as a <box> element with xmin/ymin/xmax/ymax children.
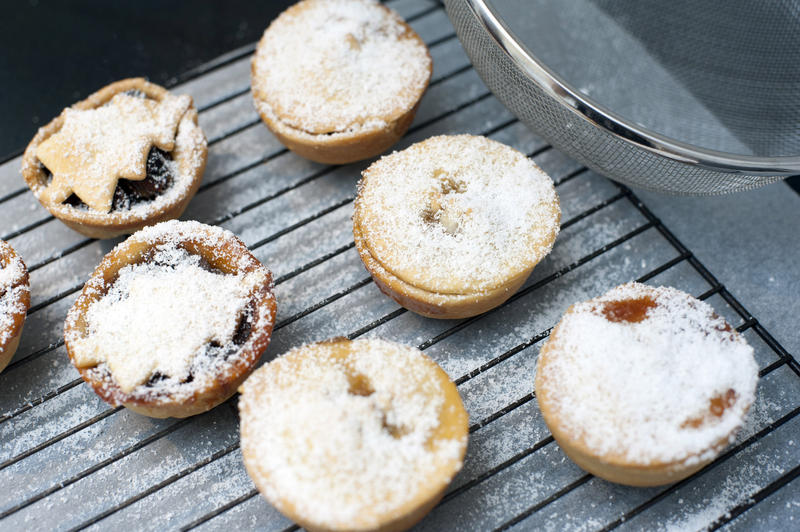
<box><xmin>600</xmin><ymin>295</ymin><xmax>657</xmax><ymax>323</ymax></box>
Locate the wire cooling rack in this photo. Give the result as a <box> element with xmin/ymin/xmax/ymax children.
<box><xmin>0</xmin><ymin>1</ymin><xmax>798</xmax><ymax>530</ymax></box>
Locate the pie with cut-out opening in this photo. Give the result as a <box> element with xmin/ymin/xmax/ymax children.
<box><xmin>251</xmin><ymin>0</ymin><xmax>432</xmax><ymax>164</ymax></box>
<box><xmin>239</xmin><ymin>337</ymin><xmax>468</xmax><ymax>532</ymax></box>
<box><xmin>535</xmin><ymin>282</ymin><xmax>759</xmax><ymax>486</ymax></box>
<box><xmin>64</xmin><ymin>220</ymin><xmax>276</xmax><ymax>419</ymax></box>
<box><xmin>353</xmin><ymin>134</ymin><xmax>560</xmax><ymax>319</ymax></box>
<box><xmin>22</xmin><ymin>78</ymin><xmax>207</xmax><ymax>239</ymax></box>
<box><xmin>0</xmin><ymin>239</ymin><xmax>30</xmax><ymax>373</ymax></box>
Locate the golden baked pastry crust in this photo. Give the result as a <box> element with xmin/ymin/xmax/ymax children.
<box><xmin>0</xmin><ymin>240</ymin><xmax>30</xmax><ymax>373</ymax></box>
<box><xmin>535</xmin><ymin>282</ymin><xmax>758</xmax><ymax>486</ymax></box>
<box><xmin>254</xmin><ymin>102</ymin><xmax>422</xmax><ymax>166</ymax></box>
<box><xmin>239</xmin><ymin>337</ymin><xmax>468</xmax><ymax>532</ymax></box>
<box><xmin>22</xmin><ymin>78</ymin><xmax>207</xmax><ymax>239</ymax></box>
<box><xmin>64</xmin><ymin>221</ymin><xmax>277</xmax><ymax>419</ymax></box>
<box><xmin>353</xmin><ymin>135</ymin><xmax>560</xmax><ymax>319</ymax></box>
<box><xmin>353</xmin><ymin>215</ymin><xmax>531</xmax><ymax>319</ymax></box>
<box><xmin>537</xmin><ymin>326</ymin><xmax>735</xmax><ymax>486</ymax></box>
<box><xmin>251</xmin><ymin>0</ymin><xmax>432</xmax><ymax>164</ymax></box>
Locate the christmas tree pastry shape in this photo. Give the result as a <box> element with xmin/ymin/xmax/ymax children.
<box><xmin>36</xmin><ymin>93</ymin><xmax>191</xmax><ymax>213</ymax></box>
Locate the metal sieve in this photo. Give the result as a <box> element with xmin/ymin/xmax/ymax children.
<box><xmin>444</xmin><ymin>0</ymin><xmax>800</xmax><ymax>194</ymax></box>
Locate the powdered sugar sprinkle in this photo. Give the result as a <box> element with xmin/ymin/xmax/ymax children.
<box><xmin>537</xmin><ymin>282</ymin><xmax>758</xmax><ymax>466</ymax></box>
<box><xmin>239</xmin><ymin>338</ymin><xmax>466</xmax><ymax>529</ymax></box>
<box><xmin>356</xmin><ymin>134</ymin><xmax>560</xmax><ymax>294</ymax></box>
<box><xmin>66</xmin><ymin>220</ymin><xmax>273</xmax><ymax>399</ymax></box>
<box><xmin>0</xmin><ymin>243</ymin><xmax>29</xmax><ymax>346</ymax></box>
<box><xmin>252</xmin><ymin>0</ymin><xmax>431</xmax><ymax>136</ymax></box>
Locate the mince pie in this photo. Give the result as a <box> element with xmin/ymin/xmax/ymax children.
<box><xmin>64</xmin><ymin>220</ymin><xmax>277</xmax><ymax>418</ymax></box>
<box><xmin>251</xmin><ymin>0</ymin><xmax>432</xmax><ymax>164</ymax></box>
<box><xmin>535</xmin><ymin>282</ymin><xmax>759</xmax><ymax>486</ymax></box>
<box><xmin>239</xmin><ymin>337</ymin><xmax>468</xmax><ymax>532</ymax></box>
<box><xmin>22</xmin><ymin>78</ymin><xmax>207</xmax><ymax>239</ymax></box>
<box><xmin>354</xmin><ymin>134</ymin><xmax>561</xmax><ymax>319</ymax></box>
<box><xmin>0</xmin><ymin>240</ymin><xmax>30</xmax><ymax>373</ymax></box>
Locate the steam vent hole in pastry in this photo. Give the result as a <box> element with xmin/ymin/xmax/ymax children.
<box><xmin>535</xmin><ymin>282</ymin><xmax>759</xmax><ymax>487</ymax></box>
<box><xmin>420</xmin><ymin>169</ymin><xmax>469</xmax><ymax>235</ymax></box>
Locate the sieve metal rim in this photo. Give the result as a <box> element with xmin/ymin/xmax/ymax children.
<box><xmin>460</xmin><ymin>0</ymin><xmax>800</xmax><ymax>176</ymax></box>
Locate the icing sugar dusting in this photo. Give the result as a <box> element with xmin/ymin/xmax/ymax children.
<box><xmin>0</xmin><ymin>243</ymin><xmax>29</xmax><ymax>346</ymax></box>
<box><xmin>0</xmin><ymin>258</ymin><xmax>23</xmax><ymax>293</ymax></box>
<box><xmin>70</xmin><ymin>246</ymin><xmax>261</xmax><ymax>393</ymax></box>
<box><xmin>537</xmin><ymin>282</ymin><xmax>759</xmax><ymax>465</ymax></box>
<box><xmin>239</xmin><ymin>339</ymin><xmax>466</xmax><ymax>530</ymax></box>
<box><xmin>356</xmin><ymin>135</ymin><xmax>560</xmax><ymax>293</ymax></box>
<box><xmin>66</xmin><ymin>220</ymin><xmax>273</xmax><ymax>398</ymax></box>
<box><xmin>252</xmin><ymin>0</ymin><xmax>431</xmax><ymax>135</ymax></box>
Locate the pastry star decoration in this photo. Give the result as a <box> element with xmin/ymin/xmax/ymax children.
<box><xmin>36</xmin><ymin>93</ymin><xmax>191</xmax><ymax>213</ymax></box>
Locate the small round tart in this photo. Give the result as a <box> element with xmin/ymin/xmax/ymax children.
<box><xmin>251</xmin><ymin>0</ymin><xmax>432</xmax><ymax>164</ymax></box>
<box><xmin>353</xmin><ymin>135</ymin><xmax>560</xmax><ymax>319</ymax></box>
<box><xmin>64</xmin><ymin>220</ymin><xmax>276</xmax><ymax>419</ymax></box>
<box><xmin>535</xmin><ymin>282</ymin><xmax>759</xmax><ymax>487</ymax></box>
<box><xmin>239</xmin><ymin>337</ymin><xmax>468</xmax><ymax>532</ymax></box>
<box><xmin>0</xmin><ymin>240</ymin><xmax>31</xmax><ymax>373</ymax></box>
<box><xmin>22</xmin><ymin>78</ymin><xmax>208</xmax><ymax>239</ymax></box>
